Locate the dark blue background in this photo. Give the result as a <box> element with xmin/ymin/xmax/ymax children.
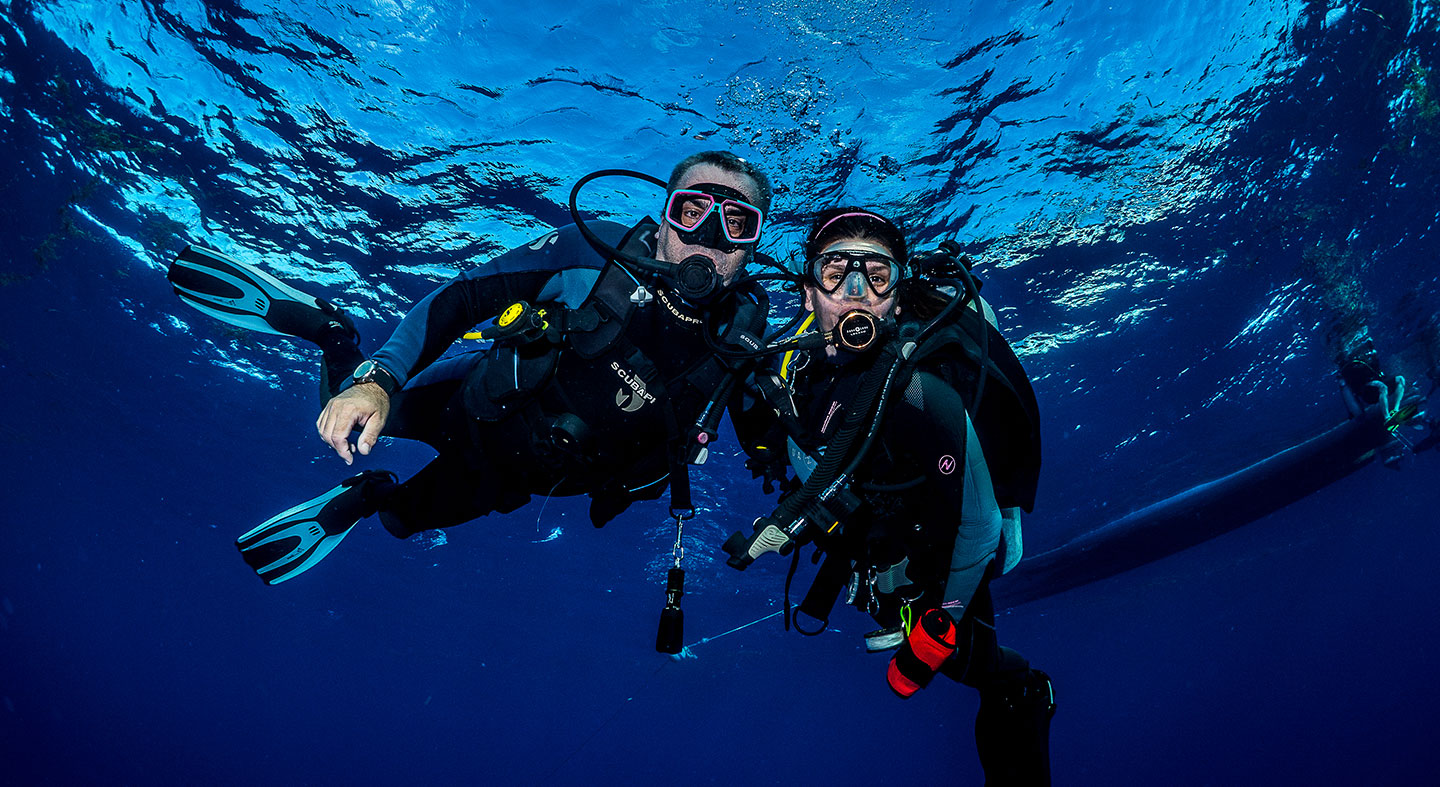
<box><xmin>3</xmin><ymin>0</ymin><xmax>1438</xmax><ymax>783</ymax></box>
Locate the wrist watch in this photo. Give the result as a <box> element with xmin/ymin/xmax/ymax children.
<box><xmin>350</xmin><ymin>359</ymin><xmax>399</xmax><ymax>395</ymax></box>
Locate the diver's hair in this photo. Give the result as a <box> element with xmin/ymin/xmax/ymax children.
<box><xmin>667</xmin><ymin>151</ymin><xmax>773</xmax><ymax>213</ymax></box>
<box><xmin>804</xmin><ymin>207</ymin><xmax>952</xmax><ymax>319</ymax></box>
<box><xmin>803</xmin><ymin>206</ymin><xmax>909</xmax><ymax>264</ymax></box>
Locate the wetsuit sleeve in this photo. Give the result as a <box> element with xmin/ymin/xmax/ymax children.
<box><xmin>884</xmin><ymin>370</ymin><xmax>1004</xmax><ymax>619</ymax></box>
<box><xmin>369</xmin><ymin>221</ymin><xmax>630</xmax><ymax>387</ymax></box>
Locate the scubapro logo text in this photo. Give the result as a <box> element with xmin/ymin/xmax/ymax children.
<box><xmin>612</xmin><ymin>361</ymin><xmax>657</xmax><ymax>412</ymax></box>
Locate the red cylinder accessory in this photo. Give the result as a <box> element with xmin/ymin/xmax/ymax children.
<box><xmin>886</xmin><ymin>608</ymin><xmax>958</xmax><ymax>698</ymax></box>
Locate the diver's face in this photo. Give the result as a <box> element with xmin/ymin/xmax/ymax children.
<box><xmin>803</xmin><ymin>235</ymin><xmax>898</xmax><ymax>339</ymax></box>
<box><xmin>654</xmin><ymin>163</ymin><xmax>760</xmax><ymax>283</ymax></box>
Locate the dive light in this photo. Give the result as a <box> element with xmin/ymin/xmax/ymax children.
<box><xmin>655</xmin><ymin>567</ymin><xmax>686</xmax><ymax>654</ymax></box>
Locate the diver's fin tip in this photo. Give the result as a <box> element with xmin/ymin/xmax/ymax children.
<box><xmin>235</xmin><ymin>477</ymin><xmax>376</xmax><ymax>585</ymax></box>
<box><xmin>167</xmin><ymin>243</ymin><xmax>344</xmax><ymax>342</ymax></box>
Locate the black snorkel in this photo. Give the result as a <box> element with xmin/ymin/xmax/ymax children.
<box><xmin>568</xmin><ymin>169</ymin><xmax>730</xmax><ymax>304</ymax></box>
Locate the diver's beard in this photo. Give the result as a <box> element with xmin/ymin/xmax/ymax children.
<box><xmin>689</xmin><ymin>248</ymin><xmax>749</xmax><ymax>285</ymax></box>
<box><xmin>657</xmin><ymin>227</ymin><xmax>747</xmax><ymax>274</ymax></box>
<box><xmin>718</xmin><ymin>251</ymin><xmax>751</xmax><ymax>284</ymax></box>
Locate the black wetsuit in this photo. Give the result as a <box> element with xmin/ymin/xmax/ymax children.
<box><xmin>321</xmin><ymin>219</ymin><xmax>765</xmax><ymax>535</ymax></box>
<box><xmin>785</xmin><ymin>351</ymin><xmax>1016</xmax><ymax>649</ymax></box>
<box><xmin>776</xmin><ymin>317</ymin><xmax>1053</xmax><ymax>784</ymax></box>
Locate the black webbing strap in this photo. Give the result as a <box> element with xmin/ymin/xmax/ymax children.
<box><xmin>668</xmin><ymin>448</ymin><xmax>693</xmax><ymax>516</ymax></box>
<box><xmin>783</xmin><ymin>547</ymin><xmax>802</xmax><ymax>631</ymax></box>
<box><xmin>649</xmin><ymin>365</ymin><xmax>694</xmax><ymax>519</ymax></box>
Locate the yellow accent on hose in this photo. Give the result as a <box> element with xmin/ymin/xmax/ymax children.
<box><xmin>900</xmin><ymin>605</ymin><xmax>914</xmax><ymax>636</ymax></box>
<box><xmin>498</xmin><ymin>302</ymin><xmax>525</xmax><ymax>327</ymax></box>
<box><xmin>463</xmin><ymin>303</ymin><xmax>546</xmax><ymax>342</ymax></box>
<box><xmin>779</xmin><ymin>312</ymin><xmax>816</xmax><ymax>381</ymax></box>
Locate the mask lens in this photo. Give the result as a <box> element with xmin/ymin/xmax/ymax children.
<box><xmin>667</xmin><ymin>190</ymin><xmax>715</xmax><ymax>230</ymax></box>
<box><xmin>863</xmin><ymin>259</ymin><xmax>896</xmax><ymax>294</ymax></box>
<box><xmin>817</xmin><ymin>260</ymin><xmax>850</xmax><ymax>292</ymax></box>
<box><xmin>812</xmin><ymin>252</ymin><xmax>901</xmax><ymax>296</ymax></box>
<box><xmin>718</xmin><ymin>200</ymin><xmax>763</xmax><ymax>243</ymax></box>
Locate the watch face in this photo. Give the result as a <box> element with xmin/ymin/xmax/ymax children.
<box><xmin>353</xmin><ymin>360</ymin><xmax>376</xmax><ymax>379</ymax></box>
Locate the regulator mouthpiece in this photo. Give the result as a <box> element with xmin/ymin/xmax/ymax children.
<box><xmin>833</xmin><ymin>310</ymin><xmax>882</xmax><ymax>353</ymax></box>
<box><xmin>673</xmin><ymin>254</ymin><xmax>723</xmax><ymax>303</ymax></box>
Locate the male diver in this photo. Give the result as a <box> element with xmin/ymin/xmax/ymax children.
<box><xmin>721</xmin><ymin>208</ymin><xmax>1054</xmax><ymax>784</ymax></box>
<box><xmin>168</xmin><ymin>151</ymin><xmax>773</xmax><ymax>585</ymax></box>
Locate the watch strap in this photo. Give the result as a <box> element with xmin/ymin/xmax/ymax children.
<box><xmin>351</xmin><ymin>360</ymin><xmax>399</xmax><ymax>396</ymax></box>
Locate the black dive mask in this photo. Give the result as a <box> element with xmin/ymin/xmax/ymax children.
<box><xmin>570</xmin><ymin>169</ymin><xmax>750</xmax><ymax>305</ymax></box>
<box><xmin>663</xmin><ymin>182</ymin><xmax>765</xmax><ymax>255</ymax></box>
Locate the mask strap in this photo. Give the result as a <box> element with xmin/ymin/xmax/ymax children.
<box><xmin>814</xmin><ymin>211</ymin><xmax>891</xmax><ymax>239</ymax></box>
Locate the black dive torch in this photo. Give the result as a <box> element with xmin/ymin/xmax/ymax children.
<box><xmin>655</xmin><ymin>567</ymin><xmax>686</xmax><ymax>654</ymax></box>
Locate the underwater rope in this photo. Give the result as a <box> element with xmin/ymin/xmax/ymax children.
<box><xmin>544</xmin><ymin>605</ymin><xmax>787</xmax><ymax>780</ymax></box>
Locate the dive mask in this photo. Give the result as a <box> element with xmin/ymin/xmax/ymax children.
<box><xmin>664</xmin><ymin>183</ymin><xmax>765</xmax><ymax>254</ymax></box>
<box><xmin>809</xmin><ymin>242</ymin><xmax>905</xmax><ymax>298</ymax></box>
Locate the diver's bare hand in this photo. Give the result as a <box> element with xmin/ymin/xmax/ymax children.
<box><xmin>316</xmin><ymin>384</ymin><xmax>390</xmax><ymax>465</ymax></box>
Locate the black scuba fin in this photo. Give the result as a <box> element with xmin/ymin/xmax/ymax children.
<box><xmin>975</xmin><ymin>668</ymin><xmax>1056</xmax><ymax>786</ymax></box>
<box><xmin>235</xmin><ymin>471</ymin><xmax>395</xmax><ymax>585</ymax></box>
<box><xmin>168</xmin><ymin>244</ymin><xmax>356</xmax><ymax>343</ymax></box>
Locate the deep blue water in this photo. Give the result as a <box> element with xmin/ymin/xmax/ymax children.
<box><xmin>3</xmin><ymin>0</ymin><xmax>1439</xmax><ymax>784</ymax></box>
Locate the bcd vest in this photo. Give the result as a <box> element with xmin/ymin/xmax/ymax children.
<box><xmin>461</xmin><ymin>227</ymin><xmax>769</xmax><ymax>513</ymax></box>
